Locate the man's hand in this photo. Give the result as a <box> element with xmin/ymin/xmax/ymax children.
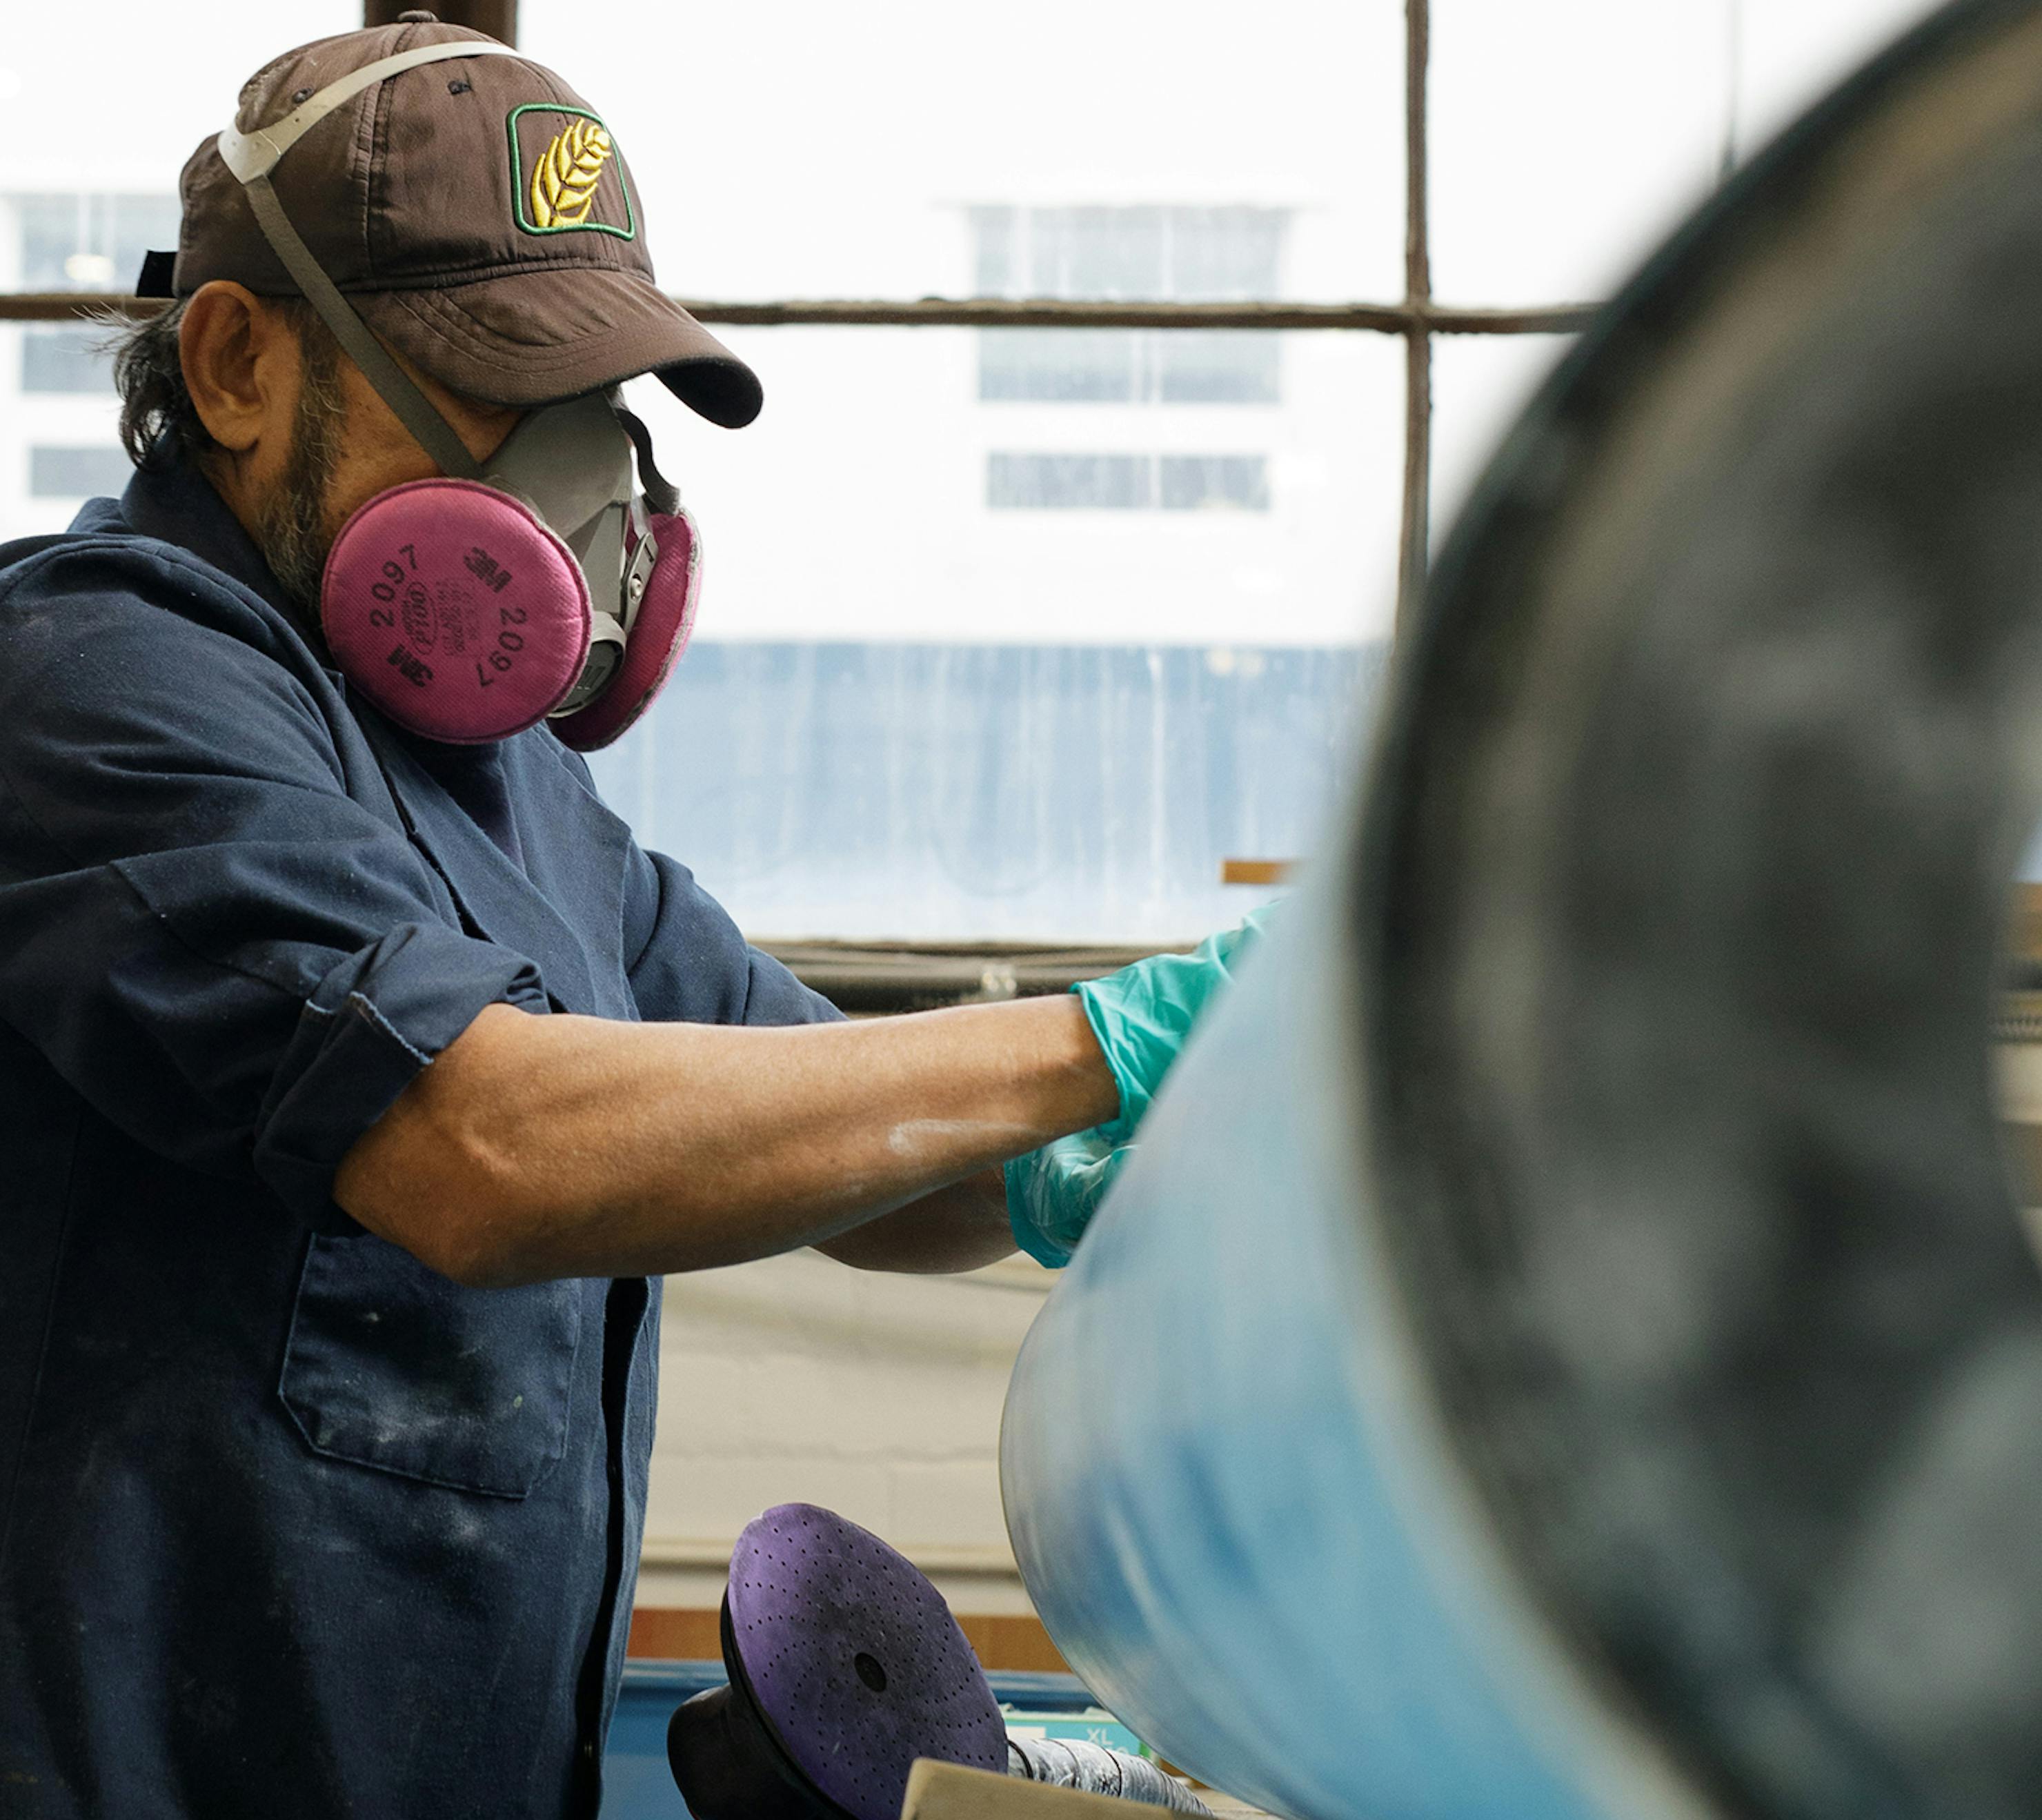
<box><xmin>333</xmin><ymin>995</ymin><xmax>1117</xmax><ymax>1286</ymax></box>
<box><xmin>1004</xmin><ymin>1130</ymin><xmax>1128</xmax><ymax>1268</ymax></box>
<box><xmin>1002</xmin><ymin>902</ymin><xmax>1279</xmax><ymax>1267</ymax></box>
<box><xmin>1078</xmin><ymin>902</ymin><xmax>1278</xmax><ymax>1143</ymax></box>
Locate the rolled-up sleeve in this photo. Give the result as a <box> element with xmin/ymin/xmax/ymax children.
<box><xmin>621</xmin><ymin>845</ymin><xmax>843</xmax><ymax>1029</ymax></box>
<box><xmin>0</xmin><ymin>548</ymin><xmax>546</xmax><ymax>1229</ymax></box>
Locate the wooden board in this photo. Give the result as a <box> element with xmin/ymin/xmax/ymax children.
<box><xmin>626</xmin><ymin>1607</ymin><xmax>1070</xmax><ymax>1673</ymax></box>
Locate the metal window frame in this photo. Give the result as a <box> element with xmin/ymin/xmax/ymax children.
<box><xmin>0</xmin><ymin>0</ymin><xmax>1597</xmax><ymax>1005</ymax></box>
<box><xmin>363</xmin><ymin>0</ymin><xmax>519</xmax><ymax>39</ymax></box>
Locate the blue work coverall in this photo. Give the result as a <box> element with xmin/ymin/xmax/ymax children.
<box><xmin>0</xmin><ymin>453</ymin><xmax>840</xmax><ymax>1819</ymax></box>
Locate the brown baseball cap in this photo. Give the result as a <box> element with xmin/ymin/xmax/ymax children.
<box><xmin>167</xmin><ymin>14</ymin><xmax>762</xmax><ymax>428</ymax></box>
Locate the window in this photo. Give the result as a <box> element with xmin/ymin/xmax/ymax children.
<box><xmin>2</xmin><ymin>192</ymin><xmax>177</xmax><ymax>538</ymax></box>
<box><xmin>22</xmin><ymin>327</ymin><xmax>110</xmax><ymax>395</ymax></box>
<box><xmin>972</xmin><ymin>208</ymin><xmax>1284</xmax><ymax>517</ymax></box>
<box><xmin>29</xmin><ymin>446</ymin><xmax>132</xmax><ymax>499</ymax></box>
<box><xmin>1160</xmin><ymin>455</ymin><xmax>1269</xmax><ymax>512</ymax></box>
<box><xmin>971</xmin><ymin>206</ymin><xmax>1287</xmax><ymax>301</ymax></box>
<box><xmin>1</xmin><ymin>0</ymin><xmax>1952</xmax><ymax>944</ymax></box>
<box><xmin>592</xmin><ymin>322</ymin><xmax>1396</xmax><ymax>938</ymax></box>
<box><xmin>987</xmin><ymin>453</ymin><xmax>1270</xmax><ymax>513</ymax></box>
<box><xmin>974</xmin><ymin>208</ymin><xmax>1286</xmax><ymax>407</ymax></box>
<box><xmin>15</xmin><ymin>194</ymin><xmax>179</xmax><ymax>293</ymax></box>
<box><xmin>1429</xmin><ymin>0</ymin><xmax>1944</xmax><ymax>308</ymax></box>
<box><xmin>979</xmin><ymin>330</ymin><xmax>1279</xmax><ymax>407</ymax></box>
<box><xmin>593</xmin><ymin>639</ymin><xmax>1383</xmax><ymax>941</ymax></box>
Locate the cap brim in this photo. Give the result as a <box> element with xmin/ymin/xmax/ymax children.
<box><xmin>356</xmin><ymin>268</ymin><xmax>762</xmax><ymax>428</ymax></box>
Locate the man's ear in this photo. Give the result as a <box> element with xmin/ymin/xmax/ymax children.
<box><xmin>181</xmin><ymin>281</ymin><xmax>298</xmax><ymax>457</ymax></box>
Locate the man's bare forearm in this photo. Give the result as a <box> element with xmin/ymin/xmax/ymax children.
<box><xmin>333</xmin><ymin>996</ymin><xmax>1115</xmax><ymax>1285</ymax></box>
<box><xmin>811</xmin><ymin>1168</ymin><xmax>1014</xmax><ymax>1274</ymax></box>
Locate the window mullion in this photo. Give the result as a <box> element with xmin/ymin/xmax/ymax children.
<box><xmin>1397</xmin><ymin>0</ymin><xmax>1434</xmax><ymax>642</ymax></box>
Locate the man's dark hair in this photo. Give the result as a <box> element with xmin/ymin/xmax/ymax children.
<box><xmin>108</xmin><ymin>296</ymin><xmax>338</xmax><ymax>471</ymax></box>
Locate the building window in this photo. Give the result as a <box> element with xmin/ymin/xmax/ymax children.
<box><xmin>15</xmin><ymin>193</ymin><xmax>179</xmax><ymax>292</ymax></box>
<box><xmin>978</xmin><ymin>328</ymin><xmax>1279</xmax><ymax>406</ymax></box>
<box><xmin>973</xmin><ymin>207</ymin><xmax>1287</xmax><ymax>407</ymax></box>
<box><xmin>972</xmin><ymin>206</ymin><xmax>1287</xmax><ymax>299</ymax></box>
<box><xmin>1158</xmin><ymin>454</ymin><xmax>1271</xmax><ymax>511</ymax></box>
<box><xmin>30</xmin><ymin>446</ymin><xmax>132</xmax><ymax>499</ymax></box>
<box><xmin>21</xmin><ymin>327</ymin><xmax>111</xmax><ymax>394</ymax></box>
<box><xmin>987</xmin><ymin>453</ymin><xmax>1270</xmax><ymax>513</ymax></box>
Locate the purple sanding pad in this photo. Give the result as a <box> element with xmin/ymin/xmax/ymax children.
<box><xmin>726</xmin><ymin>1503</ymin><xmax>1009</xmax><ymax>1820</ymax></box>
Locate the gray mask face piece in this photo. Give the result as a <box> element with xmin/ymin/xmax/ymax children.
<box><xmin>484</xmin><ymin>389</ymin><xmax>635</xmax><ymax>591</ymax></box>
<box><xmin>481</xmin><ymin>390</ymin><xmax>642</xmax><ymax>714</ymax></box>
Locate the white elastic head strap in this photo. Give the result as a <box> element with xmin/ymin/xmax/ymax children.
<box><xmin>217</xmin><ymin>40</ymin><xmax>524</xmax><ymax>181</ymax></box>
<box><xmin>213</xmin><ymin>41</ymin><xmax>527</xmax><ymax>479</ymax></box>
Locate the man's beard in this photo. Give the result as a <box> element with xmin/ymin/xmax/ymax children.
<box><xmin>250</xmin><ymin>351</ymin><xmax>348</xmax><ymax>611</ymax></box>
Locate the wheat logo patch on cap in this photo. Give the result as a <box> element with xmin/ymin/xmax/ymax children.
<box><xmin>508</xmin><ymin>104</ymin><xmax>636</xmax><ymax>239</ymax></box>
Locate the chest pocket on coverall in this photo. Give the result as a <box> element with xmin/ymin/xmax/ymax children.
<box><xmin>281</xmin><ymin>1231</ymin><xmax>581</xmax><ymax>1498</ymax></box>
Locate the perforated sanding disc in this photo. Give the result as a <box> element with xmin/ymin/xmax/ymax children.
<box><xmin>725</xmin><ymin>1503</ymin><xmax>1009</xmax><ymax>1820</ymax></box>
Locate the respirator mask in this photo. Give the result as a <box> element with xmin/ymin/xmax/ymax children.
<box><xmin>214</xmin><ymin>39</ymin><xmax>701</xmax><ymax>749</ymax></box>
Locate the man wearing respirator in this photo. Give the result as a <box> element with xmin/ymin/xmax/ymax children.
<box><xmin>0</xmin><ymin>15</ymin><xmax>1269</xmax><ymax>1819</ymax></box>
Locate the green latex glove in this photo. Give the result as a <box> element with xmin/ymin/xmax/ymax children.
<box><xmin>1003</xmin><ymin>1130</ymin><xmax>1130</xmax><ymax>1269</ymax></box>
<box><xmin>1076</xmin><ymin>900</ymin><xmax>1277</xmax><ymax>1145</ymax></box>
<box><xmin>1004</xmin><ymin>901</ymin><xmax>1278</xmax><ymax>1267</ymax></box>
